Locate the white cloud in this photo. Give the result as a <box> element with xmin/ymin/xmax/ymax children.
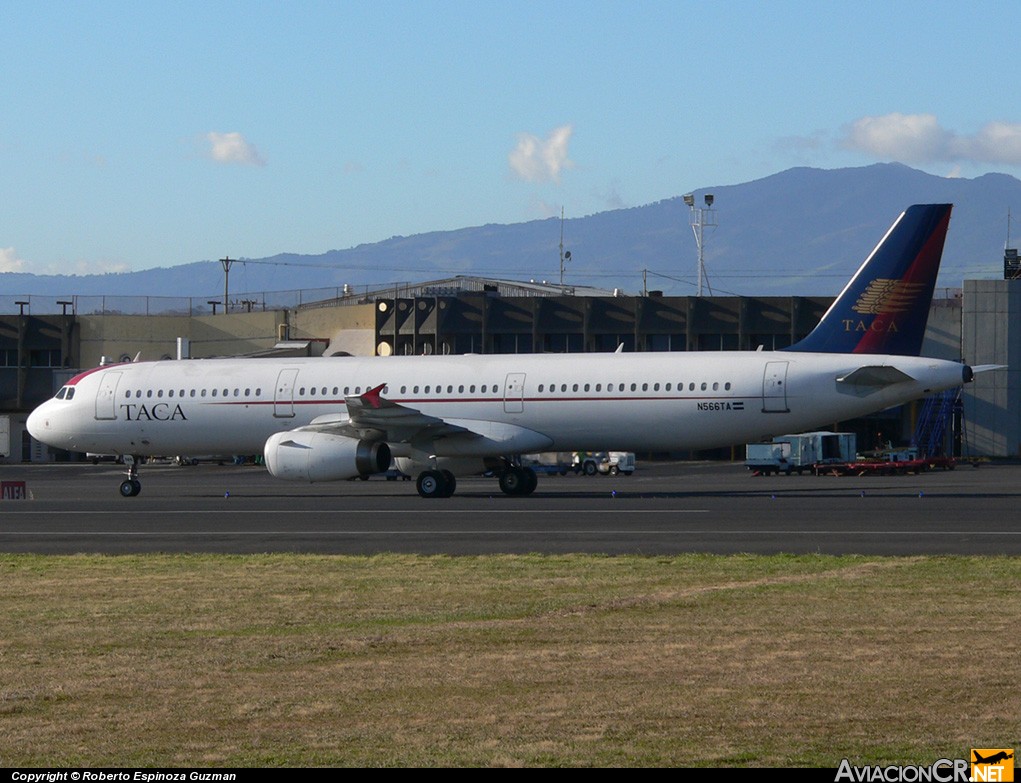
<box><xmin>843</xmin><ymin>113</ymin><xmax>1021</xmax><ymax>165</ymax></box>
<box><xmin>509</xmin><ymin>124</ymin><xmax>574</xmax><ymax>183</ymax></box>
<box><xmin>205</xmin><ymin>132</ymin><xmax>266</xmax><ymax>166</ymax></box>
<box><xmin>0</xmin><ymin>247</ymin><xmax>26</xmax><ymax>273</ymax></box>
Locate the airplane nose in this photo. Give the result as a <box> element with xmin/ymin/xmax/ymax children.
<box><xmin>27</xmin><ymin>402</ymin><xmax>61</xmax><ymax>446</ymax></box>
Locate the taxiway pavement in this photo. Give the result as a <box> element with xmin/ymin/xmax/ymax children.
<box><xmin>1</xmin><ymin>460</ymin><xmax>1018</xmax><ymax>556</ymax></box>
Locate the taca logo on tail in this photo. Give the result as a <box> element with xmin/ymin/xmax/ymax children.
<box><xmin>785</xmin><ymin>204</ymin><xmax>953</xmax><ymax>356</ymax></box>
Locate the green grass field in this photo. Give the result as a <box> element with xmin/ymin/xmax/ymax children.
<box><xmin>1</xmin><ymin>553</ymin><xmax>1018</xmax><ymax>767</ymax></box>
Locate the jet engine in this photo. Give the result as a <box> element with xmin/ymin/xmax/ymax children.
<box><xmin>264</xmin><ymin>431</ymin><xmax>391</xmax><ymax>482</ymax></box>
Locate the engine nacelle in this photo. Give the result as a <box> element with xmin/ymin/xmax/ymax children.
<box><xmin>264</xmin><ymin>431</ymin><xmax>391</xmax><ymax>483</ymax></box>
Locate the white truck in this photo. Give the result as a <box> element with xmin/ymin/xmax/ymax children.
<box><xmin>573</xmin><ymin>451</ymin><xmax>636</xmax><ymax>476</ymax></box>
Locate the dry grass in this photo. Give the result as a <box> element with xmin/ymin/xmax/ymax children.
<box><xmin>1</xmin><ymin>553</ymin><xmax>1019</xmax><ymax>767</ymax></box>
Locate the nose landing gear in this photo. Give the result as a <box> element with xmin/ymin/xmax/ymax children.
<box><xmin>118</xmin><ymin>455</ymin><xmax>142</xmax><ymax>497</ymax></box>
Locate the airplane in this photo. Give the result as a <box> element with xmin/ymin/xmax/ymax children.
<box><xmin>27</xmin><ymin>203</ymin><xmax>986</xmax><ymax>499</ymax></box>
<box><xmin>973</xmin><ymin>751</ymin><xmax>1013</xmax><ymax>765</ymax></box>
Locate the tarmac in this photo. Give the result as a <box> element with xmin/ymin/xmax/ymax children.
<box><xmin>0</xmin><ymin>459</ymin><xmax>1018</xmax><ymax>556</ymax></box>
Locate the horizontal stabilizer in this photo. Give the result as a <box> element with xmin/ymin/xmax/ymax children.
<box><xmin>836</xmin><ymin>365</ymin><xmax>914</xmax><ymax>387</ymax></box>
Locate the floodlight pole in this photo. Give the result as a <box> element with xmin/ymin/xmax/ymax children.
<box><xmin>684</xmin><ymin>194</ymin><xmax>717</xmax><ymax>296</ymax></box>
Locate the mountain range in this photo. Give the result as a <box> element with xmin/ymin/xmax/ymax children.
<box><xmin>4</xmin><ymin>163</ymin><xmax>1018</xmax><ymax>304</ymax></box>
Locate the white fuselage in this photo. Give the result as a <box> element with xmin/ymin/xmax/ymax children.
<box><xmin>27</xmin><ymin>351</ymin><xmax>969</xmax><ymax>459</ymax></box>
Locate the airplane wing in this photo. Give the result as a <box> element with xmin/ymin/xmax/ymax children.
<box><xmin>299</xmin><ymin>384</ymin><xmax>477</xmax><ymax>445</ymax></box>
<box><xmin>297</xmin><ymin>383</ymin><xmax>553</xmax><ymax>455</ymax></box>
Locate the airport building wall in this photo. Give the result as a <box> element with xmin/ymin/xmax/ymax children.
<box><xmin>963</xmin><ymin>279</ymin><xmax>1021</xmax><ymax>457</ymax></box>
<box><xmin>77</xmin><ymin>311</ymin><xmax>285</xmax><ymax>367</ymax></box>
<box><xmin>289</xmin><ymin>302</ymin><xmax>376</xmax><ymax>357</ymax></box>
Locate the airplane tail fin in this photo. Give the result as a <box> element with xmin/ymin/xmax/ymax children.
<box><xmin>786</xmin><ymin>204</ymin><xmax>953</xmax><ymax>356</ymax></box>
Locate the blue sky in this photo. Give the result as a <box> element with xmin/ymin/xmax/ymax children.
<box><xmin>3</xmin><ymin>0</ymin><xmax>1020</xmax><ymax>276</ymax></box>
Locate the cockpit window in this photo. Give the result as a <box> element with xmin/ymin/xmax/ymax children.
<box><xmin>66</xmin><ymin>388</ymin><xmax>75</xmax><ymax>400</ymax></box>
<box><xmin>55</xmin><ymin>387</ymin><xmax>67</xmax><ymax>400</ymax></box>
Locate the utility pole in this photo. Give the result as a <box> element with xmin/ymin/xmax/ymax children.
<box><xmin>219</xmin><ymin>256</ymin><xmax>234</xmax><ymax>314</ymax></box>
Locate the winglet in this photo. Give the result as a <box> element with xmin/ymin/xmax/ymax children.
<box><xmin>360</xmin><ymin>383</ymin><xmax>387</xmax><ymax>409</ymax></box>
<box><xmin>786</xmin><ymin>204</ymin><xmax>952</xmax><ymax>356</ymax></box>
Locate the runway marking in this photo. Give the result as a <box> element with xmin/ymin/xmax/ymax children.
<box><xmin>0</xmin><ymin>508</ymin><xmax>715</xmax><ymax>515</ymax></box>
<box><xmin>2</xmin><ymin>530</ymin><xmax>1020</xmax><ymax>536</ymax></box>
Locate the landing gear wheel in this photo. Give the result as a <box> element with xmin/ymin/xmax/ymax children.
<box><xmin>522</xmin><ymin>467</ymin><xmax>538</xmax><ymax>496</ymax></box>
<box><xmin>499</xmin><ymin>467</ymin><xmax>524</xmax><ymax>495</ymax></box>
<box><xmin>119</xmin><ymin>479</ymin><xmax>141</xmax><ymax>497</ymax></box>
<box><xmin>440</xmin><ymin>470</ymin><xmax>456</xmax><ymax>498</ymax></box>
<box><xmin>499</xmin><ymin>466</ymin><xmax>537</xmax><ymax>496</ymax></box>
<box><xmin>417</xmin><ymin>469</ymin><xmax>451</xmax><ymax>498</ymax></box>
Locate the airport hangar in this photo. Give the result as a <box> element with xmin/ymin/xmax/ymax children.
<box><xmin>1</xmin><ymin>267</ymin><xmax>1018</xmax><ymax>463</ymax></box>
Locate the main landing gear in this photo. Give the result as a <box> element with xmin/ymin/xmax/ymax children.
<box><xmin>416</xmin><ymin>469</ymin><xmax>457</xmax><ymax>498</ymax></box>
<box><xmin>498</xmin><ymin>465</ymin><xmax>538</xmax><ymax>496</ymax></box>
<box><xmin>413</xmin><ymin>463</ymin><xmax>538</xmax><ymax>498</ymax></box>
<box><xmin>118</xmin><ymin>455</ymin><xmax>142</xmax><ymax>497</ymax></box>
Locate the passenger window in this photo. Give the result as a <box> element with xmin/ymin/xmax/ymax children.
<box><xmin>701</xmin><ymin>382</ymin><xmax>707</xmax><ymax>391</ymax></box>
<box><xmin>310</xmin><ymin>387</ymin><xmax>316</xmax><ymax>396</ymax></box>
<box><xmin>573</xmin><ymin>384</ymin><xmax>579</xmax><ymax>392</ymax></box>
<box><xmin>321</xmin><ymin>387</ymin><xmax>327</xmax><ymax>395</ymax></box>
<box><xmin>538</xmin><ymin>384</ymin><xmax>544</xmax><ymax>392</ymax></box>
<box><xmin>158</xmin><ymin>390</ymin><xmax>164</xmax><ymax>398</ymax></box>
<box><xmin>595</xmin><ymin>384</ymin><xmax>601</xmax><ymax>392</ymax></box>
<box><xmin>413</xmin><ymin>386</ymin><xmax>419</xmax><ymax>394</ymax></box>
<box><xmin>255</xmin><ymin>388</ymin><xmax>261</xmax><ymax>397</ymax></box>
<box><xmin>583</xmin><ymin>383</ymin><xmax>590</xmax><ymax>392</ymax></box>
<box><xmin>689</xmin><ymin>383</ymin><xmax>695</xmax><ymax>391</ymax></box>
<box><xmin>168</xmin><ymin>390</ymin><xmax>174</xmax><ymax>398</ymax></box>
<box><xmin>212</xmin><ymin>389</ymin><xmax>218</xmax><ymax>397</ymax></box>
<box><xmin>725</xmin><ymin>382</ymin><xmax>731</xmax><ymax>390</ymax></box>
<box><xmin>481</xmin><ymin>385</ymin><xmax>487</xmax><ymax>393</ymax></box>
<box><xmin>332</xmin><ymin>387</ymin><xmax>339</xmax><ymax>395</ymax></box>
<box><xmin>121</xmin><ymin>390</ymin><xmax>129</xmax><ymax>399</ymax></box>
<box><xmin>642</xmin><ymin>383</ymin><xmax>648</xmax><ymax>392</ymax></box>
<box><xmin>470</xmin><ymin>385</ymin><xmax>476</xmax><ymax>393</ymax></box>
<box><xmin>234</xmin><ymin>389</ymin><xmax>240</xmax><ymax>397</ymax></box>
<box><xmin>222</xmin><ymin>389</ymin><xmax>228</xmax><ymax>397</ymax></box>
<box><xmin>201</xmin><ymin>389</ymin><xmax>207</xmax><ymax>397</ymax></box>
<box><xmin>560</xmin><ymin>384</ymin><xmax>567</xmax><ymax>392</ymax></box>
<box><xmin>712</xmin><ymin>382</ymin><xmax>719</xmax><ymax>391</ymax></box>
<box><xmin>400</xmin><ymin>386</ymin><xmax>407</xmax><ymax>394</ymax></box>
<box><xmin>244</xmin><ymin>388</ymin><xmax>250</xmax><ymax>397</ymax></box>
<box><xmin>665</xmin><ymin>383</ymin><xmax>672</xmax><ymax>391</ymax></box>
<box><xmin>136</xmin><ymin>390</ymin><xmax>141</xmax><ymax>398</ymax></box>
<box><xmin>147</xmin><ymin>390</ymin><xmax>153</xmax><ymax>398</ymax></box>
<box><xmin>458</xmin><ymin>385</ymin><xmax>464</xmax><ymax>393</ymax></box>
<box><xmin>607</xmin><ymin>383</ymin><xmax>614</xmax><ymax>392</ymax></box>
<box><xmin>654</xmin><ymin>383</ymin><xmax>660</xmax><ymax>391</ymax></box>
<box><xmin>630</xmin><ymin>383</ymin><xmax>637</xmax><ymax>392</ymax></box>
<box><xmin>493</xmin><ymin>386</ymin><xmax>498</xmax><ymax>393</ymax></box>
<box><xmin>190</xmin><ymin>390</ymin><xmax>196</xmax><ymax>397</ymax></box>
